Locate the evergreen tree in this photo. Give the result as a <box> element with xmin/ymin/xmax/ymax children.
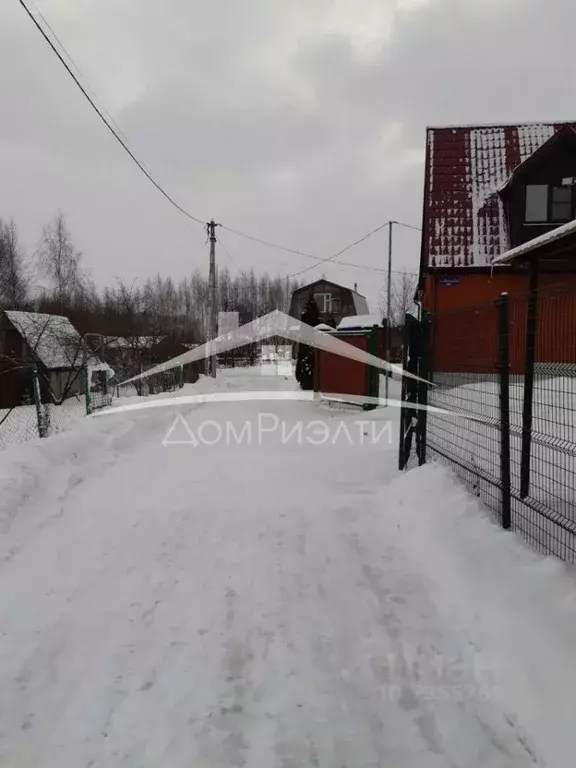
<box><xmin>295</xmin><ymin>295</ymin><xmax>320</xmax><ymax>390</ymax></box>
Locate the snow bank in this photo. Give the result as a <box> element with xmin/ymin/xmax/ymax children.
<box><xmin>381</xmin><ymin>464</ymin><xmax>576</xmax><ymax>768</ymax></box>
<box><xmin>0</xmin><ymin>411</ymin><xmax>137</xmax><ymax>535</ymax></box>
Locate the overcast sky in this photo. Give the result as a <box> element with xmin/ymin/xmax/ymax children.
<box><xmin>1</xmin><ymin>0</ymin><xmax>574</xmax><ymax>310</ymax></box>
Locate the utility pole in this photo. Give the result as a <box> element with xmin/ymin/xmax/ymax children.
<box><xmin>207</xmin><ymin>219</ymin><xmax>218</xmax><ymax>378</ymax></box>
<box><xmin>385</xmin><ymin>220</ymin><xmax>395</xmax><ymax>405</ymax></box>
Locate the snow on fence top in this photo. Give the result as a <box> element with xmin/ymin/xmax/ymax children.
<box><xmin>337</xmin><ymin>315</ymin><xmax>383</xmax><ymax>331</ymax></box>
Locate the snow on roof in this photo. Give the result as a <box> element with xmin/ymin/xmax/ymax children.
<box><xmin>351</xmin><ymin>293</ymin><xmax>370</xmax><ymax>314</ymax></box>
<box><xmin>492</xmin><ymin>218</ymin><xmax>576</xmax><ymax>264</ymax></box>
<box><xmin>423</xmin><ymin>122</ymin><xmax>576</xmax><ymax>269</ymax></box>
<box><xmin>4</xmin><ymin>310</ymin><xmax>111</xmax><ymax>372</ymax></box>
<box><xmin>4</xmin><ymin>311</ymin><xmax>84</xmax><ymax>369</ymax></box>
<box><xmin>88</xmin><ymin>358</ymin><xmax>114</xmax><ymax>376</ymax></box>
<box><xmin>337</xmin><ymin>314</ymin><xmax>383</xmax><ymax>330</ymax></box>
<box><xmin>315</xmin><ymin>323</ymin><xmax>335</xmax><ymax>331</ymax></box>
<box><xmin>106</xmin><ymin>336</ymin><xmax>163</xmax><ymax>349</ymax></box>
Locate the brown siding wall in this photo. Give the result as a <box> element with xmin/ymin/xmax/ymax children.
<box><xmin>422</xmin><ymin>272</ymin><xmax>528</xmax><ymax>314</ymax></box>
<box><xmin>426</xmin><ymin>273</ymin><xmax>576</xmax><ymax>374</ymax></box>
<box><xmin>315</xmin><ymin>334</ymin><xmax>370</xmax><ymax>399</ymax></box>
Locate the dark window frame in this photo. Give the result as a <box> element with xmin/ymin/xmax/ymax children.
<box><xmin>525</xmin><ymin>183</ymin><xmax>576</xmax><ymax>224</ymax></box>
<box><xmin>550</xmin><ymin>185</ymin><xmax>574</xmax><ymax>222</ymax></box>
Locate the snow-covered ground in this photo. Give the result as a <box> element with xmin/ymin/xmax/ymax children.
<box><xmin>0</xmin><ymin>368</ymin><xmax>575</xmax><ymax>766</ymax></box>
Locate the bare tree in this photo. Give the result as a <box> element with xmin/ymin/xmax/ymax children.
<box><xmin>381</xmin><ymin>270</ymin><xmax>419</xmax><ymax>328</ymax></box>
<box><xmin>38</xmin><ymin>212</ymin><xmax>82</xmax><ymax>314</ymax></box>
<box><xmin>0</xmin><ymin>219</ymin><xmax>29</xmax><ymax>309</ymax></box>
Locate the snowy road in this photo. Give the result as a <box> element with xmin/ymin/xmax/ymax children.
<box><xmin>0</xmin><ymin>370</ymin><xmax>574</xmax><ymax>766</ymax></box>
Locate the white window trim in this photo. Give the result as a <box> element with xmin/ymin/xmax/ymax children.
<box><xmin>314</xmin><ymin>293</ymin><xmax>332</xmax><ymax>313</ymax></box>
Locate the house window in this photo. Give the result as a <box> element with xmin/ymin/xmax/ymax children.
<box><xmin>525</xmin><ymin>183</ymin><xmax>575</xmax><ymax>223</ymax></box>
<box><xmin>314</xmin><ymin>293</ymin><xmax>332</xmax><ymax>313</ymax></box>
<box><xmin>551</xmin><ymin>186</ymin><xmax>572</xmax><ymax>222</ymax></box>
<box><xmin>525</xmin><ymin>185</ymin><xmax>548</xmax><ymax>222</ymax></box>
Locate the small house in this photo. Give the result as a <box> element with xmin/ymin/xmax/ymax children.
<box><xmin>0</xmin><ymin>310</ymin><xmax>110</xmax><ymax>407</ymax></box>
<box><xmin>289</xmin><ymin>279</ymin><xmax>369</xmax><ymax>328</ymax></box>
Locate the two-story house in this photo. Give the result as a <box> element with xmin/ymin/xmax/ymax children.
<box><xmin>289</xmin><ymin>279</ymin><xmax>369</xmax><ymax>328</ymax></box>
<box><xmin>418</xmin><ymin>121</ymin><xmax>576</xmax><ymax>313</ymax></box>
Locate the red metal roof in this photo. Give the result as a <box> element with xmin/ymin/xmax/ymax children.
<box><xmin>421</xmin><ymin>122</ymin><xmax>576</xmax><ymax>269</ymax></box>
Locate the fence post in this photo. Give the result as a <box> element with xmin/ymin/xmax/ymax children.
<box><xmin>496</xmin><ymin>292</ymin><xmax>511</xmax><ymax>530</ymax></box>
<box><xmin>417</xmin><ymin>312</ymin><xmax>431</xmax><ymax>467</ymax></box>
<box><xmin>364</xmin><ymin>326</ymin><xmax>379</xmax><ymax>411</ymax></box>
<box><xmin>520</xmin><ymin>260</ymin><xmax>539</xmax><ymax>498</ymax></box>
<box><xmin>398</xmin><ymin>321</ymin><xmax>411</xmax><ymax>470</ymax></box>
<box><xmin>32</xmin><ymin>364</ymin><xmax>47</xmax><ymax>438</ymax></box>
<box><xmin>84</xmin><ymin>363</ymin><xmax>92</xmax><ymax>415</ymax></box>
<box><xmin>82</xmin><ymin>336</ymin><xmax>92</xmax><ymax>415</ymax></box>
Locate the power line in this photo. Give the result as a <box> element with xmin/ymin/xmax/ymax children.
<box><xmin>18</xmin><ymin>0</ymin><xmax>206</xmax><ymax>227</ymax></box>
<box><xmin>19</xmin><ymin>0</ymin><xmax>423</xmax><ymax>275</ymax></box>
<box><xmin>287</xmin><ymin>221</ymin><xmax>391</xmax><ymax>278</ymax></box>
<box><xmin>219</xmin><ymin>225</ymin><xmax>318</xmax><ymax>260</ymax></box>
<box><xmin>220</xmin><ymin>229</ymin><xmax>417</xmax><ymax>276</ymax></box>
<box><xmin>394</xmin><ymin>221</ymin><xmax>422</xmax><ymax>233</ymax></box>
<box><xmin>29</xmin><ymin>0</ymin><xmax>132</xmax><ymax>150</ymax></box>
<box><xmin>288</xmin><ymin>220</ymin><xmax>422</xmax><ymax>278</ymax></box>
<box><xmin>215</xmin><ymin>235</ymin><xmax>239</xmax><ymax>269</ymax></box>
<box><xmin>222</xmin><ymin>221</ymin><xmax>421</xmax><ymax>275</ymax></box>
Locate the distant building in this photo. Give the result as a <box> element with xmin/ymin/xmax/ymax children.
<box><xmin>149</xmin><ymin>336</ymin><xmax>206</xmax><ymax>382</ymax></box>
<box><xmin>0</xmin><ymin>310</ymin><xmax>109</xmax><ymax>407</ymax></box>
<box><xmin>289</xmin><ymin>279</ymin><xmax>369</xmax><ymax>327</ymax></box>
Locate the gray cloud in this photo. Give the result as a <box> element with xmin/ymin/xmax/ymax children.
<box><xmin>0</xmin><ymin>0</ymin><xmax>573</xmax><ymax>310</ymax></box>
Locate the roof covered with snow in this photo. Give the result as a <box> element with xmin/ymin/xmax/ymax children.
<box><xmin>5</xmin><ymin>311</ymin><xmax>84</xmax><ymax>369</ymax></box>
<box><xmin>422</xmin><ymin>121</ymin><xmax>576</xmax><ymax>270</ymax></box>
<box><xmin>4</xmin><ymin>311</ymin><xmax>110</xmax><ymax>372</ymax></box>
<box><xmin>314</xmin><ymin>323</ymin><xmax>335</xmax><ymax>331</ymax></box>
<box><xmin>351</xmin><ymin>293</ymin><xmax>370</xmax><ymax>315</ymax></box>
<box><xmin>337</xmin><ymin>314</ymin><xmax>383</xmax><ymax>330</ymax></box>
<box><xmin>492</xmin><ymin>217</ymin><xmax>576</xmax><ymax>264</ymax></box>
